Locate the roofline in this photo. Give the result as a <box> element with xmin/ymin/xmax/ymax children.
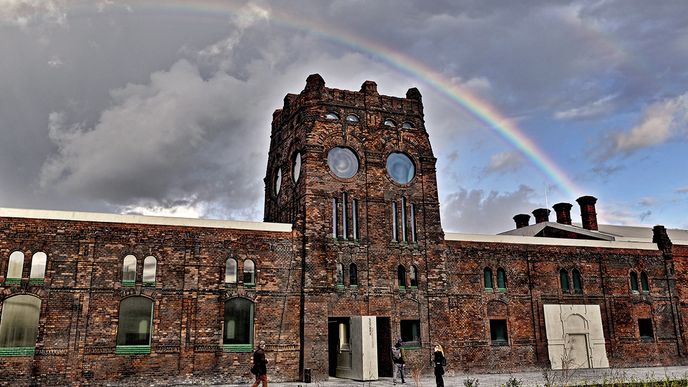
<box><xmin>446</xmin><ymin>232</ymin><xmax>658</xmax><ymax>250</ymax></box>
<box><xmin>0</xmin><ymin>207</ymin><xmax>293</xmax><ymax>233</ymax></box>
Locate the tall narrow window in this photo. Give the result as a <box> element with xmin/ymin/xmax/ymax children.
<box><xmin>142</xmin><ymin>256</ymin><xmax>157</xmax><ymax>285</ymax></box>
<box><xmin>116</xmin><ymin>297</ymin><xmax>153</xmax><ymax>354</ymax></box>
<box><xmin>410</xmin><ymin>265</ymin><xmax>418</xmax><ymax>288</ymax></box>
<box><xmin>496</xmin><ymin>268</ymin><xmax>507</xmax><ymax>290</ymax></box>
<box><xmin>6</xmin><ymin>252</ymin><xmax>24</xmax><ymax>284</ymax></box>
<box><xmin>225</xmin><ymin>258</ymin><xmax>238</xmax><ymax>284</ymax></box>
<box><xmin>0</xmin><ymin>295</ymin><xmax>41</xmax><ymax>355</ymax></box>
<box><xmin>243</xmin><ymin>260</ymin><xmax>256</xmax><ymax>286</ymax></box>
<box><xmin>490</xmin><ymin>320</ymin><xmax>508</xmax><ymax>344</ymax></box>
<box><xmin>342</xmin><ymin>192</ymin><xmax>348</xmax><ymax>240</ymax></box>
<box><xmin>122</xmin><ymin>255</ymin><xmax>137</xmax><ymax>286</ymax></box>
<box><xmin>484</xmin><ymin>267</ymin><xmax>493</xmax><ymax>290</ymax></box>
<box><xmin>336</xmin><ymin>263</ymin><xmax>344</xmax><ymax>287</ymax></box>
<box><xmin>572</xmin><ymin>269</ymin><xmax>582</xmax><ymax>294</ymax></box>
<box><xmin>352</xmin><ymin>199</ymin><xmax>359</xmax><ymax>240</ymax></box>
<box><xmin>560</xmin><ymin>269</ymin><xmax>570</xmax><ymax>292</ymax></box>
<box><xmin>397</xmin><ymin>265</ymin><xmax>407</xmax><ymax>288</ymax></box>
<box><xmin>349</xmin><ymin>263</ymin><xmax>358</xmax><ymax>287</ymax></box>
<box><xmin>640</xmin><ymin>272</ymin><xmax>650</xmax><ymax>293</ymax></box>
<box><xmin>630</xmin><ymin>271</ymin><xmax>639</xmax><ymax>293</ymax></box>
<box><xmin>401</xmin><ymin>197</ymin><xmax>407</xmax><ymax>242</ymax></box>
<box><xmin>29</xmin><ymin>252</ymin><xmax>47</xmax><ymax>283</ymax></box>
<box><xmin>332</xmin><ymin>198</ymin><xmax>338</xmax><ymax>238</ymax></box>
<box><xmin>392</xmin><ymin>202</ymin><xmax>398</xmax><ymax>241</ymax></box>
<box><xmin>410</xmin><ymin>203</ymin><xmax>417</xmax><ymax>242</ymax></box>
<box><xmin>223</xmin><ymin>298</ymin><xmax>254</xmax><ymax>352</ymax></box>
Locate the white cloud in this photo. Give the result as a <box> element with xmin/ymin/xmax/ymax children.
<box><xmin>608</xmin><ymin>93</ymin><xmax>688</xmax><ymax>156</ymax></box>
<box><xmin>484</xmin><ymin>151</ymin><xmax>524</xmax><ymax>174</ymax></box>
<box><xmin>47</xmin><ymin>55</ymin><xmax>63</xmax><ymax>68</ymax></box>
<box><xmin>555</xmin><ymin>93</ymin><xmax>617</xmax><ymax>120</ymax></box>
<box><xmin>0</xmin><ymin>0</ymin><xmax>67</xmax><ymax>27</ymax></box>
<box><xmin>441</xmin><ymin>185</ymin><xmax>538</xmax><ymax>234</ymax></box>
<box><xmin>675</xmin><ymin>187</ymin><xmax>688</xmax><ymax>194</ymax></box>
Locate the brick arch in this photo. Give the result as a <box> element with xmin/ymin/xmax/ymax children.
<box><xmin>486</xmin><ymin>300</ymin><xmax>508</xmax><ymax>318</ymax></box>
<box><xmin>1</xmin><ymin>287</ymin><xmax>48</xmax><ymax>301</ymax></box>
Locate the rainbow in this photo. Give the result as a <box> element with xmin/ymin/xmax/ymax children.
<box><xmin>85</xmin><ymin>1</ymin><xmax>586</xmax><ymax>199</ymax></box>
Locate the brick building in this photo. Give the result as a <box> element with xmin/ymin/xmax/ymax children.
<box><xmin>1</xmin><ymin>74</ymin><xmax>688</xmax><ymax>385</ymax></box>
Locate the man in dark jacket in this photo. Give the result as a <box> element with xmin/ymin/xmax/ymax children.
<box><xmin>391</xmin><ymin>339</ymin><xmax>405</xmax><ymax>385</ymax></box>
<box><xmin>251</xmin><ymin>340</ymin><xmax>268</xmax><ymax>387</ymax></box>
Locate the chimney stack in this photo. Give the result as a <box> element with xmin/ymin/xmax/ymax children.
<box><xmin>553</xmin><ymin>202</ymin><xmax>573</xmax><ymax>225</ymax></box>
<box><xmin>513</xmin><ymin>214</ymin><xmax>531</xmax><ymax>229</ymax></box>
<box><xmin>532</xmin><ymin>208</ymin><xmax>551</xmax><ymax>224</ymax></box>
<box><xmin>576</xmin><ymin>196</ymin><xmax>598</xmax><ymax>231</ymax></box>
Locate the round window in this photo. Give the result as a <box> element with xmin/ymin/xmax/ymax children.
<box><xmin>293</xmin><ymin>152</ymin><xmax>302</xmax><ymax>183</ymax></box>
<box><xmin>386</xmin><ymin>152</ymin><xmax>415</xmax><ymax>184</ymax></box>
<box><xmin>327</xmin><ymin>147</ymin><xmax>359</xmax><ymax>179</ymax></box>
<box><xmin>275</xmin><ymin>168</ymin><xmax>282</xmax><ymax>195</ymax></box>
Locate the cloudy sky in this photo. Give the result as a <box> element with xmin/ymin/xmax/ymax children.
<box><xmin>1</xmin><ymin>0</ymin><xmax>687</xmax><ymax>234</ymax></box>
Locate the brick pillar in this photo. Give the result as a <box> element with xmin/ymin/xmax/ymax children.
<box><xmin>576</xmin><ymin>196</ymin><xmax>598</xmax><ymax>230</ymax></box>
<box><xmin>513</xmin><ymin>214</ymin><xmax>531</xmax><ymax>229</ymax></box>
<box><xmin>552</xmin><ymin>202</ymin><xmax>573</xmax><ymax>225</ymax></box>
<box><xmin>532</xmin><ymin>208</ymin><xmax>551</xmax><ymax>223</ymax></box>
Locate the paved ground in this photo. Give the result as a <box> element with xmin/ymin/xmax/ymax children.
<box><xmin>212</xmin><ymin>366</ymin><xmax>688</xmax><ymax>386</ymax></box>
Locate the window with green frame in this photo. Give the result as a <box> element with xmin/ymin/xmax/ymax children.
<box><xmin>630</xmin><ymin>271</ymin><xmax>639</xmax><ymax>293</ymax></box>
<box><xmin>243</xmin><ymin>260</ymin><xmax>256</xmax><ymax>287</ymax></box>
<box><xmin>223</xmin><ymin>298</ymin><xmax>254</xmax><ymax>352</ymax></box>
<box><xmin>640</xmin><ymin>272</ymin><xmax>650</xmax><ymax>293</ymax></box>
<box><xmin>122</xmin><ymin>255</ymin><xmax>137</xmax><ymax>287</ymax></box>
<box><xmin>484</xmin><ymin>267</ymin><xmax>493</xmax><ymax>291</ymax></box>
<box><xmin>560</xmin><ymin>269</ymin><xmax>570</xmax><ymax>292</ymax></box>
<box><xmin>0</xmin><ymin>295</ymin><xmax>41</xmax><ymax>356</ymax></box>
<box><xmin>5</xmin><ymin>251</ymin><xmax>24</xmax><ymax>285</ymax></box>
<box><xmin>116</xmin><ymin>296</ymin><xmax>153</xmax><ymax>354</ymax></box>
<box><xmin>400</xmin><ymin>319</ymin><xmax>420</xmax><ymax>347</ymax></box>
<box><xmin>572</xmin><ymin>269</ymin><xmax>582</xmax><ymax>294</ymax></box>
<box><xmin>29</xmin><ymin>252</ymin><xmax>47</xmax><ymax>285</ymax></box>
<box><xmin>496</xmin><ymin>268</ymin><xmax>506</xmax><ymax>291</ymax></box>
<box><xmin>397</xmin><ymin>265</ymin><xmax>407</xmax><ymax>289</ymax></box>
<box><xmin>142</xmin><ymin>256</ymin><xmax>156</xmax><ymax>286</ymax></box>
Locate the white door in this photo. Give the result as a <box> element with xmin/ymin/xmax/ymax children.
<box><xmin>567</xmin><ymin>334</ymin><xmax>591</xmax><ymax>369</ymax></box>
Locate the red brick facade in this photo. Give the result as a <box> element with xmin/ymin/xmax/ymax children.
<box><xmin>1</xmin><ymin>75</ymin><xmax>687</xmax><ymax>385</ymax></box>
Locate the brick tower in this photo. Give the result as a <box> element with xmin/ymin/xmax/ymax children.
<box><xmin>264</xmin><ymin>74</ymin><xmax>444</xmax><ymax>381</ymax></box>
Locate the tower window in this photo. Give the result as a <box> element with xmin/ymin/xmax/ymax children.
<box><xmin>639</xmin><ymin>318</ymin><xmax>653</xmax><ymax>339</ymax></box>
<box><xmin>640</xmin><ymin>272</ymin><xmax>650</xmax><ymax>293</ymax></box>
<box><xmin>243</xmin><ymin>260</ymin><xmax>256</xmax><ymax>287</ymax></box>
<box><xmin>346</xmin><ymin>114</ymin><xmax>359</xmax><ymax>123</ymax></box>
<box><xmin>401</xmin><ymin>197</ymin><xmax>407</xmax><ymax>242</ymax></box>
<box><xmin>392</xmin><ymin>202</ymin><xmax>399</xmax><ymax>242</ymax></box>
<box><xmin>332</xmin><ymin>198</ymin><xmax>338</xmax><ymax>238</ymax></box>
<box><xmin>397</xmin><ymin>265</ymin><xmax>406</xmax><ymax>288</ymax></box>
<box><xmin>496</xmin><ymin>268</ymin><xmax>507</xmax><ymax>291</ymax></box>
<box><xmin>326</xmin><ymin>112</ymin><xmax>339</xmax><ymax>120</ymax></box>
<box><xmin>484</xmin><ymin>267</ymin><xmax>493</xmax><ymax>290</ymax></box>
<box><xmin>349</xmin><ymin>263</ymin><xmax>358</xmax><ymax>287</ymax></box>
<box><xmin>352</xmin><ymin>199</ymin><xmax>359</xmax><ymax>240</ymax></box>
<box><xmin>336</xmin><ymin>263</ymin><xmax>344</xmax><ymax>287</ymax></box>
<box><xmin>383</xmin><ymin>119</ymin><xmax>396</xmax><ymax>127</ymax></box>
<box><xmin>274</xmin><ymin>167</ymin><xmax>282</xmax><ymax>196</ymax></box>
<box><xmin>386</xmin><ymin>152</ymin><xmax>415</xmax><ymax>184</ymax></box>
<box><xmin>630</xmin><ymin>271</ymin><xmax>639</xmax><ymax>293</ymax></box>
<box><xmin>560</xmin><ymin>269</ymin><xmax>570</xmax><ymax>292</ymax></box>
<box><xmin>402</xmin><ymin>122</ymin><xmax>414</xmax><ymax>129</ymax></box>
<box><xmin>410</xmin><ymin>265</ymin><xmax>418</xmax><ymax>288</ymax></box>
<box><xmin>490</xmin><ymin>319</ymin><xmax>508</xmax><ymax>344</ymax></box>
<box><xmin>572</xmin><ymin>269</ymin><xmax>582</xmax><ymax>294</ymax></box>
<box><xmin>327</xmin><ymin>147</ymin><xmax>359</xmax><ymax>179</ymax></box>
<box><xmin>293</xmin><ymin>152</ymin><xmax>302</xmax><ymax>183</ymax></box>
<box><xmin>410</xmin><ymin>203</ymin><xmax>417</xmax><ymax>242</ymax></box>
<box><xmin>342</xmin><ymin>192</ymin><xmax>348</xmax><ymax>240</ymax></box>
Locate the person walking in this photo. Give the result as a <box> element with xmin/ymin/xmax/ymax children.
<box><xmin>250</xmin><ymin>340</ymin><xmax>268</xmax><ymax>387</ymax></box>
<box><xmin>391</xmin><ymin>339</ymin><xmax>405</xmax><ymax>385</ymax></box>
<box><xmin>432</xmin><ymin>343</ymin><xmax>446</xmax><ymax>387</ymax></box>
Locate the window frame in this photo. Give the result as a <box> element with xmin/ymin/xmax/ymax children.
<box><xmin>243</xmin><ymin>260</ymin><xmax>256</xmax><ymax>287</ymax></box>
<box><xmin>336</xmin><ymin>263</ymin><xmax>344</xmax><ymax>288</ymax></box>
<box><xmin>484</xmin><ymin>267</ymin><xmax>494</xmax><ymax>291</ymax></box>
<box><xmin>399</xmin><ymin>319</ymin><xmax>421</xmax><ymax>348</ymax></box>
<box><xmin>222</xmin><ymin>297</ymin><xmax>255</xmax><ymax>353</ymax></box>
<box><xmin>496</xmin><ymin>268</ymin><xmax>507</xmax><ymax>291</ymax></box>
<box><xmin>0</xmin><ymin>294</ymin><xmax>42</xmax><ymax>356</ymax></box>
<box><xmin>559</xmin><ymin>269</ymin><xmax>570</xmax><ymax>293</ymax></box>
<box><xmin>630</xmin><ymin>271</ymin><xmax>639</xmax><ymax>293</ymax></box>
<box><xmin>225</xmin><ymin>258</ymin><xmax>238</xmax><ymax>285</ymax></box>
<box><xmin>572</xmin><ymin>269</ymin><xmax>582</xmax><ymax>294</ymax></box>
<box><xmin>349</xmin><ymin>263</ymin><xmax>358</xmax><ymax>287</ymax></box>
<box><xmin>409</xmin><ymin>265</ymin><xmax>418</xmax><ymax>288</ymax></box>
<box><xmin>122</xmin><ymin>255</ymin><xmax>137</xmax><ymax>287</ymax></box>
<box><xmin>5</xmin><ymin>251</ymin><xmax>24</xmax><ymax>284</ymax></box>
<box><xmin>115</xmin><ymin>296</ymin><xmax>154</xmax><ymax>355</ymax></box>
<box><xmin>638</xmin><ymin>318</ymin><xmax>653</xmax><ymax>340</ymax></box>
<box><xmin>490</xmin><ymin>319</ymin><xmax>509</xmax><ymax>345</ymax></box>
<box><xmin>29</xmin><ymin>252</ymin><xmax>47</xmax><ymax>284</ymax></box>
<box><xmin>397</xmin><ymin>265</ymin><xmax>407</xmax><ymax>289</ymax></box>
<box><xmin>142</xmin><ymin>256</ymin><xmax>157</xmax><ymax>286</ymax></box>
<box><xmin>640</xmin><ymin>272</ymin><xmax>650</xmax><ymax>294</ymax></box>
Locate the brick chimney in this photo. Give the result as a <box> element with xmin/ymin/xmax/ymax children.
<box><xmin>513</xmin><ymin>214</ymin><xmax>531</xmax><ymax>229</ymax></box>
<box><xmin>552</xmin><ymin>202</ymin><xmax>573</xmax><ymax>225</ymax></box>
<box><xmin>576</xmin><ymin>196</ymin><xmax>598</xmax><ymax>231</ymax></box>
<box><xmin>532</xmin><ymin>208</ymin><xmax>551</xmax><ymax>224</ymax></box>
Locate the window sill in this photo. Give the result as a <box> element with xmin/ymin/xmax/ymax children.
<box><xmin>4</xmin><ymin>278</ymin><xmax>21</xmax><ymax>285</ymax></box>
<box><xmin>410</xmin><ymin>286</ymin><xmax>418</xmax><ymax>290</ymax></box>
<box><xmin>29</xmin><ymin>278</ymin><xmax>44</xmax><ymax>285</ymax></box>
<box><xmin>116</xmin><ymin>345</ymin><xmax>150</xmax><ymax>355</ymax></box>
<box><xmin>640</xmin><ymin>337</ymin><xmax>654</xmax><ymax>341</ymax></box>
<box><xmin>350</xmin><ymin>285</ymin><xmax>358</xmax><ymax>289</ymax></box>
<box><xmin>143</xmin><ymin>281</ymin><xmax>155</xmax><ymax>287</ymax></box>
<box><xmin>484</xmin><ymin>288</ymin><xmax>494</xmax><ymax>293</ymax></box>
<box><xmin>223</xmin><ymin>344</ymin><xmax>253</xmax><ymax>353</ymax></box>
<box><xmin>497</xmin><ymin>288</ymin><xmax>507</xmax><ymax>293</ymax></box>
<box><xmin>336</xmin><ymin>285</ymin><xmax>345</xmax><ymax>290</ymax></box>
<box><xmin>491</xmin><ymin>341</ymin><xmax>509</xmax><ymax>346</ymax></box>
<box><xmin>244</xmin><ymin>284</ymin><xmax>256</xmax><ymax>288</ymax></box>
<box><xmin>401</xmin><ymin>344</ymin><xmax>421</xmax><ymax>350</ymax></box>
<box><xmin>0</xmin><ymin>347</ymin><xmax>35</xmax><ymax>356</ymax></box>
<box><xmin>122</xmin><ymin>280</ymin><xmax>135</xmax><ymax>287</ymax></box>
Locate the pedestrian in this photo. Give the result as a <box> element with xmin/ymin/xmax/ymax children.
<box><xmin>250</xmin><ymin>340</ymin><xmax>268</xmax><ymax>387</ymax></box>
<box><xmin>432</xmin><ymin>343</ymin><xmax>446</xmax><ymax>387</ymax></box>
<box><xmin>391</xmin><ymin>338</ymin><xmax>405</xmax><ymax>385</ymax></box>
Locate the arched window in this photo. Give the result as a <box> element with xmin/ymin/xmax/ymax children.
<box><xmin>572</xmin><ymin>269</ymin><xmax>582</xmax><ymax>294</ymax></box>
<box><xmin>336</xmin><ymin>263</ymin><xmax>344</xmax><ymax>287</ymax></box>
<box><xmin>346</xmin><ymin>114</ymin><xmax>359</xmax><ymax>123</ymax></box>
<box><xmin>484</xmin><ymin>267</ymin><xmax>493</xmax><ymax>290</ymax></box>
<box><xmin>223</xmin><ymin>298</ymin><xmax>254</xmax><ymax>352</ymax></box>
<box><xmin>410</xmin><ymin>265</ymin><xmax>419</xmax><ymax>288</ymax></box>
<box><xmin>630</xmin><ymin>271</ymin><xmax>639</xmax><ymax>293</ymax></box>
<box><xmin>0</xmin><ymin>295</ymin><xmax>41</xmax><ymax>354</ymax></box>
<box><xmin>116</xmin><ymin>297</ymin><xmax>153</xmax><ymax>353</ymax></box>
<box><xmin>29</xmin><ymin>252</ymin><xmax>47</xmax><ymax>283</ymax></box>
<box><xmin>349</xmin><ymin>263</ymin><xmax>358</xmax><ymax>287</ymax></box>
<box><xmin>397</xmin><ymin>265</ymin><xmax>407</xmax><ymax>288</ymax></box>
<box><xmin>496</xmin><ymin>268</ymin><xmax>507</xmax><ymax>290</ymax></box>
<box><xmin>225</xmin><ymin>258</ymin><xmax>237</xmax><ymax>284</ymax></box>
<box><xmin>142</xmin><ymin>256</ymin><xmax>157</xmax><ymax>285</ymax></box>
<box><xmin>122</xmin><ymin>255</ymin><xmax>137</xmax><ymax>286</ymax></box>
<box><xmin>326</xmin><ymin>112</ymin><xmax>339</xmax><ymax>120</ymax></box>
<box><xmin>383</xmin><ymin>119</ymin><xmax>396</xmax><ymax>127</ymax></box>
<box><xmin>6</xmin><ymin>251</ymin><xmax>24</xmax><ymax>283</ymax></box>
<box><xmin>243</xmin><ymin>260</ymin><xmax>256</xmax><ymax>287</ymax></box>
<box><xmin>560</xmin><ymin>269</ymin><xmax>570</xmax><ymax>292</ymax></box>
<box><xmin>640</xmin><ymin>272</ymin><xmax>650</xmax><ymax>293</ymax></box>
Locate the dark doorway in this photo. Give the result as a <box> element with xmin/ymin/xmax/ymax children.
<box><xmin>328</xmin><ymin>319</ymin><xmax>339</xmax><ymax>377</ymax></box>
<box><xmin>376</xmin><ymin>317</ymin><xmax>392</xmax><ymax>377</ymax></box>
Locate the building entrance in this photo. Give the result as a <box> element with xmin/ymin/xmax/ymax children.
<box><xmin>327</xmin><ymin>316</ymin><xmax>379</xmax><ymax>381</ymax></box>
<box><xmin>376</xmin><ymin>317</ymin><xmax>392</xmax><ymax>377</ymax></box>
